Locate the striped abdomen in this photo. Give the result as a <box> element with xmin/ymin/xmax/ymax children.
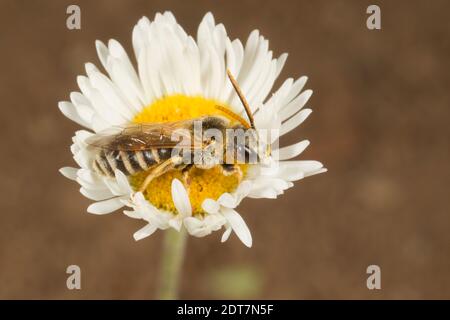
<box><xmin>92</xmin><ymin>148</ymin><xmax>174</xmax><ymax>177</ymax></box>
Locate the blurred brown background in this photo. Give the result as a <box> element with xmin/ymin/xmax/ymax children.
<box><xmin>0</xmin><ymin>0</ymin><xmax>449</xmax><ymax>299</ymax></box>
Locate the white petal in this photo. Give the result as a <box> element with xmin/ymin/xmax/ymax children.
<box><xmin>266</xmin><ymin>78</ymin><xmax>293</xmax><ymax>108</ymax></box>
<box><xmin>280</xmin><ymin>160</ymin><xmax>324</xmax><ymax>174</ymax></box>
<box><xmin>109</xmin><ymin>60</ymin><xmax>145</xmax><ymax>111</ymax></box>
<box><xmin>95</xmin><ymin>40</ymin><xmax>109</xmax><ymax>70</ymax></box>
<box><xmin>88</xmin><ymin>71</ymin><xmax>134</xmax><ymax>120</ymax></box>
<box><xmin>280</xmin><ymin>109</ymin><xmax>312</xmax><ymax>136</ymax></box>
<box><xmin>274</xmin><ymin>53</ymin><xmax>288</xmax><ymax>79</ymax></box>
<box><xmin>87</xmin><ymin>197</ymin><xmax>124</xmax><ymax>214</ymax></box>
<box><xmin>114</xmin><ymin>170</ymin><xmax>132</xmax><ymax>194</ymax></box>
<box><xmin>248</xmin><ymin>187</ymin><xmax>279</xmax><ymax>199</ymax></box>
<box><xmin>305</xmin><ymin>167</ymin><xmax>328</xmax><ymax>177</ymax></box>
<box><xmin>217</xmin><ymin>193</ymin><xmax>236</xmax><ymax>208</ymax></box>
<box><xmin>73</xmin><ymin>151</ymin><xmax>91</xmax><ymax>169</ymax></box>
<box><xmin>221</xmin><ymin>226</ymin><xmax>233</xmax><ymax>243</ymax></box>
<box><xmin>202</xmin><ymin>199</ymin><xmax>220</xmax><ymax>214</ymax></box>
<box><xmin>280</xmin><ymin>90</ymin><xmax>313</xmax><ymax>121</ymax></box>
<box><xmin>283</xmin><ymin>76</ymin><xmax>308</xmax><ymax>106</ymax></box>
<box><xmin>171</xmin><ymin>179</ymin><xmax>192</xmax><ymax>217</ymax></box>
<box><xmin>70</xmin><ymin>91</ymin><xmax>92</xmax><ymax>108</ymax></box>
<box><xmin>123</xmin><ymin>209</ymin><xmax>142</xmax><ymax>219</ymax></box>
<box><xmin>59</xmin><ymin>167</ymin><xmax>78</xmax><ymax>181</ymax></box>
<box><xmin>76</xmin><ymin>176</ymin><xmax>106</xmax><ymax>191</ymax></box>
<box><xmin>245</xmin><ymin>49</ymin><xmax>273</xmax><ymax>105</ymax></box>
<box><xmin>132</xmin><ymin>16</ymin><xmax>151</xmax><ymax>59</ymax></box>
<box><xmin>221</xmin><ymin>208</ymin><xmax>252</xmax><ymax>248</ymax></box>
<box><xmin>184</xmin><ymin>215</ymin><xmax>225</xmax><ymax>237</ymax></box>
<box><xmin>133</xmin><ymin>224</ymin><xmax>158</xmax><ymax>241</ymax></box>
<box><xmin>235</xmin><ymin>180</ymin><xmax>253</xmax><ymax>203</ymax></box>
<box><xmin>274</xmin><ymin>140</ymin><xmax>310</xmax><ymax>160</ymax></box>
<box><xmin>184</xmin><ymin>217</ymin><xmax>209</xmax><ymax>237</ymax></box>
<box><xmin>247</xmin><ymin>176</ymin><xmax>292</xmax><ymax>198</ymax></box>
<box><xmin>80</xmin><ymin>187</ymin><xmax>113</xmax><ymax>201</ymax></box>
<box><xmin>131</xmin><ymin>191</ymin><xmax>147</xmax><ymax>205</ymax></box>
<box><xmin>69</xmin><ymin>93</ymin><xmax>95</xmax><ymax>126</ymax></box>
<box><xmin>277</xmin><ymin>167</ymin><xmax>305</xmax><ymax>182</ymax></box>
<box><xmin>58</xmin><ymin>101</ymin><xmax>89</xmax><ymax>128</ymax></box>
<box><xmin>91</xmin><ymin>115</ymin><xmax>111</xmax><ymax>132</ymax></box>
<box><xmin>204</xmin><ymin>214</ymin><xmax>227</xmax><ymax>231</ymax></box>
<box><xmin>77</xmin><ymin>76</ymin><xmax>125</xmax><ymax>125</ymax></box>
<box><xmin>77</xmin><ymin>168</ymin><xmax>102</xmax><ymax>185</ymax></box>
<box><xmin>97</xmin><ymin>37</ymin><xmax>146</xmax><ymax>111</ymax></box>
<box><xmin>103</xmin><ymin>178</ymin><xmax>124</xmax><ymax>196</ymax></box>
<box><xmin>251</xmin><ymin>59</ymin><xmax>277</xmax><ymax>106</ymax></box>
<box><xmin>169</xmin><ymin>218</ymin><xmax>182</xmax><ymax>231</ymax></box>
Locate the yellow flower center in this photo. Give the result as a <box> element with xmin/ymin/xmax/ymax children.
<box><xmin>129</xmin><ymin>95</ymin><xmax>246</xmax><ymax>215</ymax></box>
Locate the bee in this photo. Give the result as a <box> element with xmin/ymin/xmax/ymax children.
<box><xmin>86</xmin><ymin>70</ymin><xmax>270</xmax><ymax>193</ymax></box>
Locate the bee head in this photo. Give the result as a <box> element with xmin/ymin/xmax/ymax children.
<box><xmin>238</xmin><ymin>126</ymin><xmax>272</xmax><ymax>166</ymax></box>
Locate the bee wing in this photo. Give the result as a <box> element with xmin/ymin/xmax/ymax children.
<box><xmin>85</xmin><ymin>120</ymin><xmax>199</xmax><ymax>151</ymax></box>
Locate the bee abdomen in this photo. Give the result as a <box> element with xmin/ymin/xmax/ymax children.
<box><xmin>157</xmin><ymin>148</ymin><xmax>172</xmax><ymax>161</ymax></box>
<box><xmin>93</xmin><ymin>148</ymin><xmax>178</xmax><ymax>177</ymax></box>
<box><xmin>107</xmin><ymin>150</ymin><xmax>126</xmax><ymax>174</ymax></box>
<box><xmin>135</xmin><ymin>151</ymin><xmax>150</xmax><ymax>171</ymax></box>
<box><xmin>94</xmin><ymin>150</ymin><xmax>155</xmax><ymax>177</ymax></box>
<box><xmin>142</xmin><ymin>149</ymin><xmax>159</xmax><ymax>167</ymax></box>
<box><xmin>93</xmin><ymin>151</ymin><xmax>115</xmax><ymax>177</ymax></box>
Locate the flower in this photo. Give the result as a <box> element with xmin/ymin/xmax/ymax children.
<box><xmin>59</xmin><ymin>11</ymin><xmax>326</xmax><ymax>247</ymax></box>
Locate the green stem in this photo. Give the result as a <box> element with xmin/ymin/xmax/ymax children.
<box><xmin>157</xmin><ymin>228</ymin><xmax>188</xmax><ymax>299</ymax></box>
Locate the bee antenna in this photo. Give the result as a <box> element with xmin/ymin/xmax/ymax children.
<box><xmin>226</xmin><ymin>69</ymin><xmax>255</xmax><ymax>129</ymax></box>
<box><xmin>215</xmin><ymin>105</ymin><xmax>251</xmax><ymax>129</ymax></box>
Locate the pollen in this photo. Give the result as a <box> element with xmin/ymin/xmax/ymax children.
<box><xmin>129</xmin><ymin>95</ymin><xmax>246</xmax><ymax>215</ymax></box>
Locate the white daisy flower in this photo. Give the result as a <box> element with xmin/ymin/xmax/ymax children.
<box><xmin>59</xmin><ymin>11</ymin><xmax>326</xmax><ymax>248</ymax></box>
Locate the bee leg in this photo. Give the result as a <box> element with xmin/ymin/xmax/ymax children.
<box><xmin>138</xmin><ymin>156</ymin><xmax>183</xmax><ymax>193</ymax></box>
<box><xmin>221</xmin><ymin>164</ymin><xmax>243</xmax><ymax>182</ymax></box>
